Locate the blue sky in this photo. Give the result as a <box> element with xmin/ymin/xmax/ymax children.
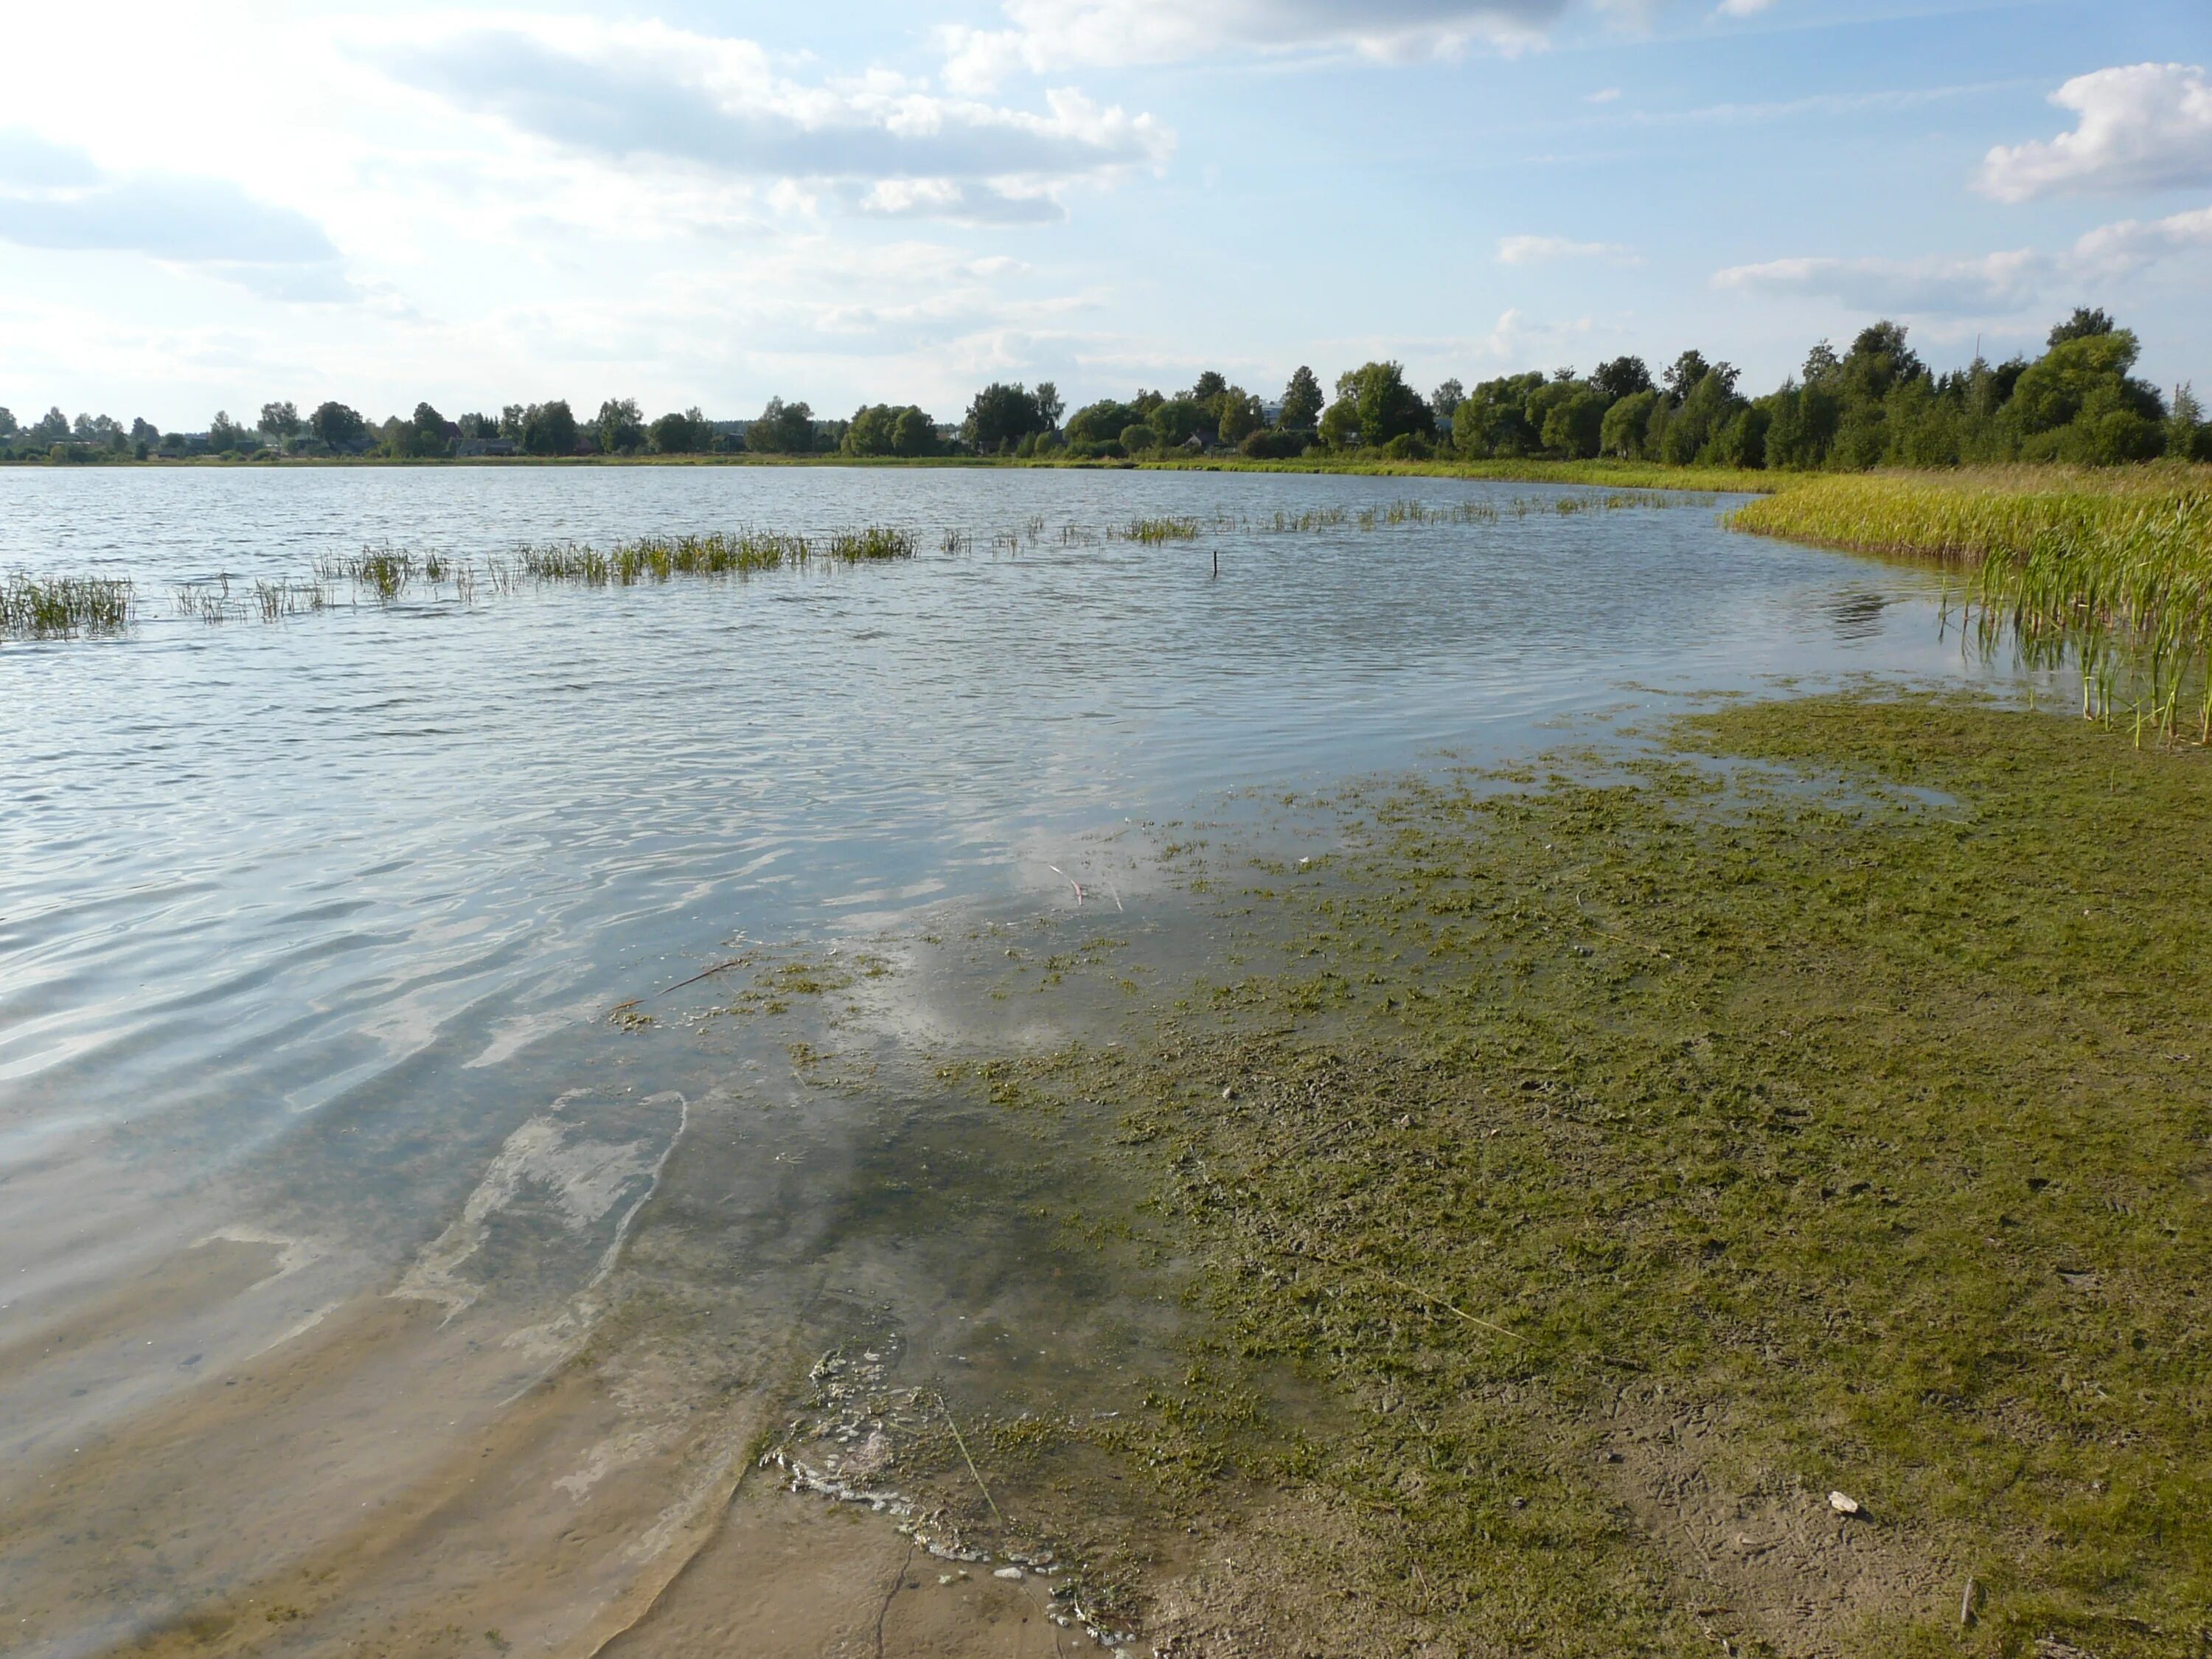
<box><xmin>0</xmin><ymin>0</ymin><xmax>2206</xmax><ymax>428</ymax></box>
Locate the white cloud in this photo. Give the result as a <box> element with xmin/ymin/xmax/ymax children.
<box><xmin>1715</xmin><ymin>0</ymin><xmax>1775</xmax><ymax>16</ymax></box>
<box><xmin>1713</xmin><ymin>251</ymin><xmax>2044</xmax><ymax>315</ymax></box>
<box><xmin>936</xmin><ymin>0</ymin><xmax>1571</xmax><ymax>93</ymax></box>
<box><xmin>0</xmin><ymin>132</ymin><xmax>349</xmax><ymax>300</ymax></box>
<box><xmin>1584</xmin><ymin>86</ymin><xmax>1622</xmax><ymax>104</ymax></box>
<box><xmin>1498</xmin><ymin>234</ymin><xmax>1638</xmax><ymax>265</ymax></box>
<box><xmin>2071</xmin><ymin>203</ymin><xmax>2212</xmax><ymax>276</ymax></box>
<box><xmin>372</xmin><ymin>19</ymin><xmax>1173</xmax><ymax>210</ymax></box>
<box><xmin>1979</xmin><ymin>62</ymin><xmax>2212</xmax><ymax>203</ymax></box>
<box><xmin>1712</xmin><ymin>202</ymin><xmax>2212</xmax><ymax>316</ymax></box>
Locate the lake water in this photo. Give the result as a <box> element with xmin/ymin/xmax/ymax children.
<box><xmin>0</xmin><ymin>465</ymin><xmax>2000</xmax><ymax>1656</ymax></box>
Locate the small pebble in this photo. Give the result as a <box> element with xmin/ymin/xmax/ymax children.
<box><xmin>1829</xmin><ymin>1490</ymin><xmax>1862</xmax><ymax>1516</ymax></box>
<box><xmin>994</xmin><ymin>1566</ymin><xmax>1023</xmax><ymax>1580</ymax></box>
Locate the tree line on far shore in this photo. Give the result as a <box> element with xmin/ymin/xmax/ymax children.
<box><xmin>5</xmin><ymin>309</ymin><xmax>2203</xmax><ymax>469</ymax></box>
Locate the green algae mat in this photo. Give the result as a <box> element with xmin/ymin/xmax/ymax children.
<box><xmin>897</xmin><ymin>693</ymin><xmax>2212</xmax><ymax>1658</ymax></box>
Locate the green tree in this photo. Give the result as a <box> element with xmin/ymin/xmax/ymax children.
<box><xmin>1328</xmin><ymin>361</ymin><xmax>1432</xmax><ymax>451</ymax></box>
<box><xmin>2168</xmin><ymin>383</ymin><xmax>2211</xmax><ymax>462</ymax></box>
<box><xmin>1662</xmin><ymin>351</ymin><xmax>1714</xmax><ymax>401</ymax></box>
<box><xmin>2048</xmin><ymin>307</ymin><xmax>2118</xmax><ymax>348</ymax></box>
<box><xmin>28</xmin><ymin>406</ymin><xmax>69</xmax><ymax>445</ymax></box>
<box><xmin>749</xmin><ymin>397</ymin><xmax>817</xmax><ymax>454</ymax></box>
<box><xmin>648</xmin><ymin>407</ymin><xmax>707</xmax><ymax>454</ymax></box>
<box><xmin>1066</xmin><ymin>400</ymin><xmax>1138</xmax><ymax>445</ymax></box>
<box><xmin>1317</xmin><ymin>399</ymin><xmax>1360</xmax><ymax>451</ymax></box>
<box><xmin>1279</xmin><ymin>366</ymin><xmax>1324</xmax><ymax>432</ymax></box>
<box><xmin>521</xmin><ymin>400</ymin><xmax>579</xmax><ymax>456</ymax></box>
<box><xmin>1217</xmin><ymin>389</ymin><xmax>1263</xmax><ymax>445</ymax></box>
<box><xmin>207</xmin><ymin>410</ymin><xmax>247</xmax><ymax>453</ymax></box>
<box><xmin>961</xmin><ymin>382</ymin><xmax>1047</xmax><ymax>452</ymax></box>
<box><xmin>1539</xmin><ymin>386</ymin><xmax>1607</xmax><ymax>459</ymax></box>
<box><xmin>2008</xmin><ymin>328</ymin><xmax>2160</xmax><ymax>439</ymax></box>
<box><xmin>409</xmin><ymin>402</ymin><xmax>452</xmax><ymax>457</ymax></box>
<box><xmin>0</xmin><ymin>408</ymin><xmax>15</xmax><ymax>441</ymax></box>
<box><xmin>1150</xmin><ymin>397</ymin><xmax>1206</xmax><ymax>447</ymax></box>
<box><xmin>1119</xmin><ymin>422</ymin><xmax>1158</xmax><ymax>453</ymax></box>
<box><xmin>1187</xmin><ymin>370</ymin><xmax>1228</xmax><ymax>406</ymax></box>
<box><xmin>1034</xmin><ymin>381</ymin><xmax>1064</xmax><ymax>429</ymax></box>
<box><xmin>1452</xmin><ymin>374</ymin><xmax>1543</xmax><ymax>459</ymax></box>
<box><xmin>1428</xmin><ymin>380</ymin><xmax>1464</xmax><ymax>425</ymax></box>
<box><xmin>310</xmin><ymin>400</ymin><xmax>367</xmax><ymax>451</ymax></box>
<box><xmin>1590</xmin><ymin>356</ymin><xmax>1653</xmax><ymax>403</ymax></box>
<box><xmin>498</xmin><ymin>404</ymin><xmax>527</xmax><ymax>441</ymax></box>
<box><xmin>129</xmin><ymin>417</ymin><xmax>159</xmax><ymax>447</ymax></box>
<box><xmin>891</xmin><ymin>406</ymin><xmax>936</xmax><ymax>457</ymax></box>
<box><xmin>595</xmin><ymin>397</ymin><xmax>644</xmax><ymax>454</ymax></box>
<box><xmin>1709</xmin><ymin>405</ymin><xmax>1771</xmax><ymax>470</ymax></box>
<box><xmin>456</xmin><ymin>411</ymin><xmax>498</xmax><ymax>442</ymax></box>
<box><xmin>1837</xmin><ymin>321</ymin><xmax>1924</xmax><ymax>408</ymax></box>
<box><xmin>1659</xmin><ymin>368</ymin><xmax>1743</xmax><ymax>465</ymax></box>
<box><xmin>842</xmin><ymin>403</ymin><xmax>937</xmax><ymax>458</ymax></box>
<box><xmin>1240</xmin><ymin>428</ymin><xmax>1308</xmax><ymax>459</ymax></box>
<box><xmin>1599</xmin><ymin>389</ymin><xmax>1659</xmax><ymax>459</ymax></box>
<box><xmin>257</xmin><ymin>401</ymin><xmax>300</xmax><ymax>444</ymax></box>
<box><xmin>1882</xmin><ymin>377</ymin><xmax>1960</xmax><ymax>467</ymax></box>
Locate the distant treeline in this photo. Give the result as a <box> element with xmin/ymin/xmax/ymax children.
<box><xmin>5</xmin><ymin>309</ymin><xmax>2202</xmax><ymax>469</ymax></box>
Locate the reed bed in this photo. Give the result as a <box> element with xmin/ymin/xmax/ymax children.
<box><xmin>1732</xmin><ymin>467</ymin><xmax>2212</xmax><ymax>739</ymax></box>
<box><xmin>1</xmin><ymin>572</ymin><xmax>131</xmax><ymax>637</ymax></box>
<box><xmin>1119</xmin><ymin>515</ymin><xmax>1208</xmax><ymax>543</ymax></box>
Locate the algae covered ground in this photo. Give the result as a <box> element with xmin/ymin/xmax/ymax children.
<box><xmin>888</xmin><ymin>693</ymin><xmax>2212</xmax><ymax>1658</ymax></box>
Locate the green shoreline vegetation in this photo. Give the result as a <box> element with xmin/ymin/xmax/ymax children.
<box><xmin>7</xmin><ymin>307</ymin><xmax>2203</xmax><ymax>475</ymax></box>
<box><xmin>874</xmin><ymin>692</ymin><xmax>2212</xmax><ymax>1656</ymax></box>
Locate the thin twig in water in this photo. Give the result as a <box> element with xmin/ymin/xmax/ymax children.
<box><xmin>936</xmin><ymin>1392</ymin><xmax>1006</xmax><ymax>1528</ymax></box>
<box><xmin>653</xmin><ymin>957</ymin><xmax>750</xmax><ymax>998</ymax></box>
<box><xmin>1044</xmin><ymin>864</ymin><xmax>1085</xmax><ymax>906</ymax></box>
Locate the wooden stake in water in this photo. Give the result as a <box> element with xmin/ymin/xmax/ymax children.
<box><xmin>1211</xmin><ymin>548</ymin><xmax>1219</xmax><ymax>579</ymax></box>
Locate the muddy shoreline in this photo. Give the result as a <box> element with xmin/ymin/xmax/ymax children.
<box><xmin>10</xmin><ymin>692</ymin><xmax>2209</xmax><ymax>1658</ymax></box>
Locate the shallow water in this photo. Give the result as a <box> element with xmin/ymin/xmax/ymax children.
<box><xmin>0</xmin><ymin>465</ymin><xmax>2003</xmax><ymax>1655</ymax></box>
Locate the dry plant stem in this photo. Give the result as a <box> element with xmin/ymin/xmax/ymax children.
<box><xmin>936</xmin><ymin>1392</ymin><xmax>1006</xmax><ymax>1531</ymax></box>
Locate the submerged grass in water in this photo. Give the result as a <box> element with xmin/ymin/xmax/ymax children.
<box><xmin>931</xmin><ymin>694</ymin><xmax>2212</xmax><ymax>1657</ymax></box>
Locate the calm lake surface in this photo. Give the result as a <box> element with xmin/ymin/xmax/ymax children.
<box><xmin>0</xmin><ymin>465</ymin><xmax>2003</xmax><ymax>1655</ymax></box>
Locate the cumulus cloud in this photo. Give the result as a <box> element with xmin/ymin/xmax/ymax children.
<box><xmin>370</xmin><ymin>19</ymin><xmax>1171</xmax><ymax>219</ymax></box>
<box><xmin>1712</xmin><ymin>202</ymin><xmax>2212</xmax><ymax>316</ymax></box>
<box><xmin>1712</xmin><ymin>251</ymin><xmax>2044</xmax><ymax>315</ymax></box>
<box><xmin>2071</xmin><ymin>203</ymin><xmax>2212</xmax><ymax>276</ymax></box>
<box><xmin>1497</xmin><ymin>234</ymin><xmax>1638</xmax><ymax>265</ymax></box>
<box><xmin>854</xmin><ymin>178</ymin><xmax>1066</xmax><ymax>225</ymax></box>
<box><xmin>936</xmin><ymin>0</ymin><xmax>1571</xmax><ymax>93</ymax></box>
<box><xmin>0</xmin><ymin>133</ymin><xmax>349</xmax><ymax>299</ymax></box>
<box><xmin>1979</xmin><ymin>62</ymin><xmax>2212</xmax><ymax>202</ymax></box>
<box><xmin>1714</xmin><ymin>0</ymin><xmax>1775</xmax><ymax>15</ymax></box>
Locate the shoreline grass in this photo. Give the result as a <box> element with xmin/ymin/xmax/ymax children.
<box><xmin>1732</xmin><ymin>467</ymin><xmax>2212</xmax><ymax>737</ymax></box>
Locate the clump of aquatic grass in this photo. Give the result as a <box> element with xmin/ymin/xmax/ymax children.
<box><xmin>2</xmin><ymin>571</ymin><xmax>131</xmax><ymax>637</ymax></box>
<box><xmin>1121</xmin><ymin>516</ymin><xmax>1204</xmax><ymax>544</ymax></box>
<box><xmin>315</xmin><ymin>546</ymin><xmax>417</xmax><ymax>600</ymax></box>
<box><xmin>827</xmin><ymin>526</ymin><xmax>916</xmax><ymax>562</ymax></box>
<box><xmin>1733</xmin><ymin>467</ymin><xmax>2212</xmax><ymax>740</ymax></box>
<box><xmin>176</xmin><ymin>575</ymin><xmax>336</xmax><ymax>623</ymax></box>
<box><xmin>516</xmin><ymin>527</ymin><xmax>909</xmax><ymax>584</ymax></box>
<box><xmin>1263</xmin><ymin>507</ymin><xmax>1349</xmax><ymax>534</ymax></box>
